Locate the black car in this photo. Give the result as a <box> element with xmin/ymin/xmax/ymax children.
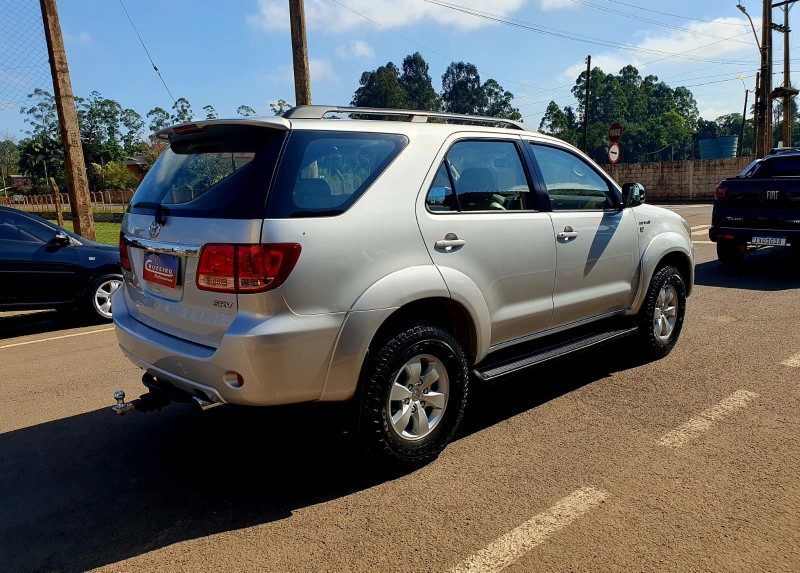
<box><xmin>0</xmin><ymin>206</ymin><xmax>122</xmax><ymax>321</ymax></box>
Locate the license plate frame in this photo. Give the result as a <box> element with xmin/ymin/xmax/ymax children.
<box><xmin>751</xmin><ymin>236</ymin><xmax>786</xmax><ymax>246</ymax></box>
<box><xmin>142</xmin><ymin>252</ymin><xmax>179</xmax><ymax>288</ymax></box>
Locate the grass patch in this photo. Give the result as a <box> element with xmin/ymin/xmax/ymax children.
<box><xmin>49</xmin><ymin>220</ymin><xmax>121</xmax><ymax>245</ymax></box>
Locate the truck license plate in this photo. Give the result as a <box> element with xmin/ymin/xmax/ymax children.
<box><xmin>143</xmin><ymin>252</ymin><xmax>179</xmax><ymax>288</ymax></box>
<box><xmin>751</xmin><ymin>236</ymin><xmax>786</xmax><ymax>246</ymax></box>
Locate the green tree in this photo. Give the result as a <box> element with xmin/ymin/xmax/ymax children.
<box><xmin>351</xmin><ymin>62</ymin><xmax>408</xmax><ymax>109</ymax></box>
<box><xmin>171</xmin><ymin>97</ymin><xmax>193</xmax><ymax>124</ymax></box>
<box><xmin>147</xmin><ymin>107</ymin><xmax>171</xmax><ymax>137</ymax></box>
<box><xmin>90</xmin><ymin>160</ymin><xmax>139</xmax><ymax>189</ymax></box>
<box><xmin>441</xmin><ymin>62</ymin><xmax>486</xmax><ymax>115</ymax></box>
<box><xmin>539</xmin><ymin>101</ymin><xmax>577</xmax><ymax>145</ymax></box>
<box><xmin>0</xmin><ymin>136</ymin><xmax>20</xmax><ymax>195</ymax></box>
<box><xmin>482</xmin><ymin>79</ymin><xmax>521</xmax><ymax>120</ymax></box>
<box><xmin>399</xmin><ymin>52</ymin><xmax>439</xmax><ymax>111</ymax></box>
<box><xmin>270</xmin><ymin>99</ymin><xmax>291</xmax><ymax>116</ymax></box>
<box><xmin>120</xmin><ymin>108</ymin><xmax>146</xmax><ymax>154</ymax></box>
<box><xmin>18</xmin><ymin>135</ymin><xmax>63</xmax><ymax>185</ymax></box>
<box><xmin>237</xmin><ymin>105</ymin><xmax>257</xmax><ymax>117</ymax></box>
<box><xmin>202</xmin><ymin>104</ymin><xmax>218</xmax><ymax>120</ymax></box>
<box><xmin>20</xmin><ymin>88</ymin><xmax>58</xmax><ymax>140</ymax></box>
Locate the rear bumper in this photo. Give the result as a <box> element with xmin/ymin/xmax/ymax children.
<box><xmin>113</xmin><ymin>289</ymin><xmax>346</xmax><ymax>406</ymax></box>
<box><xmin>709</xmin><ymin>226</ymin><xmax>800</xmax><ymax>245</ymax></box>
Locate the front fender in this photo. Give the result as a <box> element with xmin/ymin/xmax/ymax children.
<box><xmin>628</xmin><ymin>231</ymin><xmax>694</xmax><ymax>314</ymax></box>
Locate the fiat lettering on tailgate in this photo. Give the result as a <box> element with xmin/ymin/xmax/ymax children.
<box><xmin>143</xmin><ymin>252</ymin><xmax>179</xmax><ymax>288</ymax></box>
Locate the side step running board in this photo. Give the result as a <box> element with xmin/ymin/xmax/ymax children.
<box><xmin>474</xmin><ymin>327</ymin><xmax>639</xmax><ymax>382</ymax></box>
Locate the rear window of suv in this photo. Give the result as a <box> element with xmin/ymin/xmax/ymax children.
<box><xmin>130</xmin><ymin>127</ymin><xmax>407</xmax><ymax>219</ymax></box>
<box><xmin>129</xmin><ymin>128</ymin><xmax>287</xmax><ymax>219</ymax></box>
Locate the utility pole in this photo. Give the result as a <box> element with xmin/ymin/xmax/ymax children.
<box><xmin>39</xmin><ymin>0</ymin><xmax>95</xmax><ymax>240</ymax></box>
<box><xmin>754</xmin><ymin>72</ymin><xmax>761</xmax><ymax>152</ymax></box>
<box><xmin>758</xmin><ymin>0</ymin><xmax>773</xmax><ymax>158</ymax></box>
<box><xmin>289</xmin><ymin>0</ymin><xmax>312</xmax><ymax>106</ymax></box>
<box><xmin>740</xmin><ymin>89</ymin><xmax>749</xmax><ymax>156</ymax></box>
<box><xmin>582</xmin><ymin>55</ymin><xmax>591</xmax><ymax>153</ymax></box>
<box><xmin>781</xmin><ymin>5</ymin><xmax>795</xmax><ymax>146</ymax></box>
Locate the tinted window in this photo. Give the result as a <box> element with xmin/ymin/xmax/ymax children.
<box><xmin>529</xmin><ymin>144</ymin><xmax>614</xmax><ymax>210</ymax></box>
<box><xmin>129</xmin><ymin>128</ymin><xmax>287</xmax><ymax>219</ymax></box>
<box><xmin>0</xmin><ymin>211</ymin><xmax>53</xmax><ymax>243</ymax></box>
<box><xmin>441</xmin><ymin>140</ymin><xmax>533</xmax><ymax>212</ymax></box>
<box><xmin>267</xmin><ymin>131</ymin><xmax>408</xmax><ymax>218</ymax></box>
<box><xmin>765</xmin><ymin>157</ymin><xmax>800</xmax><ymax>177</ymax></box>
<box><xmin>425</xmin><ymin>164</ymin><xmax>457</xmax><ymax>212</ymax></box>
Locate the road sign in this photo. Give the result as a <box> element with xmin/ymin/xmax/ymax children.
<box><xmin>609</xmin><ymin>123</ymin><xmax>623</xmax><ymax>142</ymax></box>
<box><xmin>608</xmin><ymin>142</ymin><xmax>621</xmax><ymax>164</ymax></box>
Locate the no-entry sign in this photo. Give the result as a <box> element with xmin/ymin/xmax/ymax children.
<box><xmin>609</xmin><ymin>123</ymin><xmax>623</xmax><ymax>142</ymax></box>
<box><xmin>608</xmin><ymin>142</ymin><xmax>621</xmax><ymax>164</ymax></box>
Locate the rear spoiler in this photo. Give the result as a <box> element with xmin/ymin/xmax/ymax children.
<box><xmin>155</xmin><ymin>117</ymin><xmax>291</xmax><ymax>142</ymax></box>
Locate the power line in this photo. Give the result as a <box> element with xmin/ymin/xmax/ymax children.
<box><xmin>566</xmin><ymin>0</ymin><xmax>752</xmax><ymax>45</ymax></box>
<box><xmin>329</xmin><ymin>0</ymin><xmax>547</xmax><ymax>92</ymax></box>
<box><xmin>117</xmin><ymin>0</ymin><xmax>176</xmax><ymax>104</ymax></box>
<box><xmin>599</xmin><ymin>0</ymin><xmax>750</xmax><ymax>26</ymax></box>
<box><xmin>421</xmin><ymin>0</ymin><xmax>754</xmax><ymax>65</ymax></box>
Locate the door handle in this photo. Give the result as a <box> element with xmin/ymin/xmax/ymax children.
<box><xmin>557</xmin><ymin>226</ymin><xmax>578</xmax><ymax>240</ymax></box>
<box><xmin>435</xmin><ymin>239</ymin><xmax>466</xmax><ymax>249</ymax></box>
<box><xmin>435</xmin><ymin>233</ymin><xmax>466</xmax><ymax>249</ymax></box>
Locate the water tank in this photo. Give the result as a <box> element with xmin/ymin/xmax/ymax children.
<box><xmin>699</xmin><ymin>136</ymin><xmax>738</xmax><ymax>159</ymax></box>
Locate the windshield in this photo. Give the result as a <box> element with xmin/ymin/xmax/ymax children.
<box><xmin>129</xmin><ymin>130</ymin><xmax>287</xmax><ymax>219</ymax></box>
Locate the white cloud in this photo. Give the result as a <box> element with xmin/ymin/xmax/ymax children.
<box><xmin>310</xmin><ymin>58</ymin><xmax>339</xmax><ymax>82</ymax></box>
<box><xmin>539</xmin><ymin>0</ymin><xmax>577</xmax><ymax>11</ymax></box>
<box><xmin>559</xmin><ymin>17</ymin><xmax>756</xmax><ymax>83</ymax></box>
<box><xmin>65</xmin><ymin>31</ymin><xmax>91</xmax><ymax>45</ymax></box>
<box><xmin>248</xmin><ymin>0</ymin><xmax>526</xmax><ymax>33</ymax></box>
<box><xmin>336</xmin><ymin>40</ymin><xmax>375</xmax><ymax>60</ymax></box>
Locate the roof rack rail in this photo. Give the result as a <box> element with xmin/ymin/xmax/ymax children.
<box><xmin>768</xmin><ymin>146</ymin><xmax>800</xmax><ymax>155</ymax></box>
<box><xmin>282</xmin><ymin>105</ymin><xmax>530</xmax><ymax>131</ymax></box>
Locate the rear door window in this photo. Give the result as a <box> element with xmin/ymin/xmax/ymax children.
<box><xmin>267</xmin><ymin>131</ymin><xmax>408</xmax><ymax>218</ymax></box>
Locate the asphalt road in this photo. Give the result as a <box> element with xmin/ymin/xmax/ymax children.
<box><xmin>1</xmin><ymin>204</ymin><xmax>798</xmax><ymax>573</ymax></box>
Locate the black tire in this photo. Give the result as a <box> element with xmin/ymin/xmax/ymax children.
<box><xmin>637</xmin><ymin>265</ymin><xmax>687</xmax><ymax>360</ymax></box>
<box><xmin>359</xmin><ymin>325</ymin><xmax>469</xmax><ymax>467</ymax></box>
<box><xmin>84</xmin><ymin>273</ymin><xmax>123</xmax><ymax>322</ymax></box>
<box><xmin>717</xmin><ymin>239</ymin><xmax>745</xmax><ymax>267</ymax></box>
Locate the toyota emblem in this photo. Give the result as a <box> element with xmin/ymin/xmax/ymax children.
<box><xmin>148</xmin><ymin>221</ymin><xmax>162</xmax><ymax>238</ymax></box>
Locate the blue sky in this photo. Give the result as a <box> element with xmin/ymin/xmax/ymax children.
<box><xmin>0</xmin><ymin>0</ymin><xmax>788</xmax><ymax>139</ymax></box>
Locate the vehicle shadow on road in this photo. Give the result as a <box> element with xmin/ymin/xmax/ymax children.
<box><xmin>0</xmin><ymin>345</ymin><xmax>641</xmax><ymax>572</ymax></box>
<box><xmin>0</xmin><ymin>310</ymin><xmax>98</xmax><ymax>340</ymax></box>
<box><xmin>694</xmin><ymin>247</ymin><xmax>800</xmax><ymax>292</ymax></box>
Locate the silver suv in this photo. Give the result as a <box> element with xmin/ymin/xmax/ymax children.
<box><xmin>112</xmin><ymin>106</ymin><xmax>694</xmax><ymax>465</ymax></box>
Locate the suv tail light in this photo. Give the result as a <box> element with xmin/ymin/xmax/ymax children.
<box><xmin>196</xmin><ymin>244</ymin><xmax>301</xmax><ymax>294</ymax></box>
<box><xmin>119</xmin><ymin>232</ymin><xmax>131</xmax><ymax>271</ymax></box>
<box><xmin>715</xmin><ymin>185</ymin><xmax>728</xmax><ymax>199</ymax></box>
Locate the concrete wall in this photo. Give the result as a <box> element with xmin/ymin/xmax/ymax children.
<box><xmin>600</xmin><ymin>157</ymin><xmax>753</xmax><ymax>202</ymax></box>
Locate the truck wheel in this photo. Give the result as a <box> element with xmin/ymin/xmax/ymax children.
<box><xmin>717</xmin><ymin>240</ymin><xmax>745</xmax><ymax>267</ymax></box>
<box><xmin>85</xmin><ymin>274</ymin><xmax>122</xmax><ymax>322</ymax></box>
<box><xmin>359</xmin><ymin>325</ymin><xmax>469</xmax><ymax>467</ymax></box>
<box><xmin>637</xmin><ymin>265</ymin><xmax>686</xmax><ymax>359</ymax></box>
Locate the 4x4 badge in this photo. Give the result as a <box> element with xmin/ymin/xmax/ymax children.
<box><xmin>149</xmin><ymin>221</ymin><xmax>162</xmax><ymax>238</ymax></box>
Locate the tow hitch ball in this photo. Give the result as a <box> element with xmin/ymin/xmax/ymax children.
<box><xmin>112</xmin><ymin>391</ymin><xmax>135</xmax><ymax>415</ymax></box>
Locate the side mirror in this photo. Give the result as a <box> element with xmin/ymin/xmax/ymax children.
<box><xmin>621</xmin><ymin>182</ymin><xmax>646</xmax><ymax>207</ymax></box>
<box><xmin>53</xmin><ymin>231</ymin><xmax>71</xmax><ymax>246</ymax></box>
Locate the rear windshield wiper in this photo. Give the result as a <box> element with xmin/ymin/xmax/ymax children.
<box><xmin>130</xmin><ymin>202</ymin><xmax>170</xmax><ymax>224</ymax></box>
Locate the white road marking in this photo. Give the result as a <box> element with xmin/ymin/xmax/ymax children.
<box><xmin>448</xmin><ymin>487</ymin><xmax>609</xmax><ymax>573</ymax></box>
<box><xmin>658</xmin><ymin>389</ymin><xmax>760</xmax><ymax>449</ymax></box>
<box><xmin>691</xmin><ymin>224</ymin><xmax>711</xmax><ymax>231</ymax></box>
<box><xmin>0</xmin><ymin>327</ymin><xmax>115</xmax><ymax>350</ymax></box>
<box><xmin>781</xmin><ymin>353</ymin><xmax>800</xmax><ymax>367</ymax></box>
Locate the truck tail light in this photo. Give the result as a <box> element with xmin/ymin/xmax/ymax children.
<box><xmin>119</xmin><ymin>232</ymin><xmax>131</xmax><ymax>272</ymax></box>
<box><xmin>715</xmin><ymin>185</ymin><xmax>728</xmax><ymax>199</ymax></box>
<box><xmin>196</xmin><ymin>244</ymin><xmax>301</xmax><ymax>294</ymax></box>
